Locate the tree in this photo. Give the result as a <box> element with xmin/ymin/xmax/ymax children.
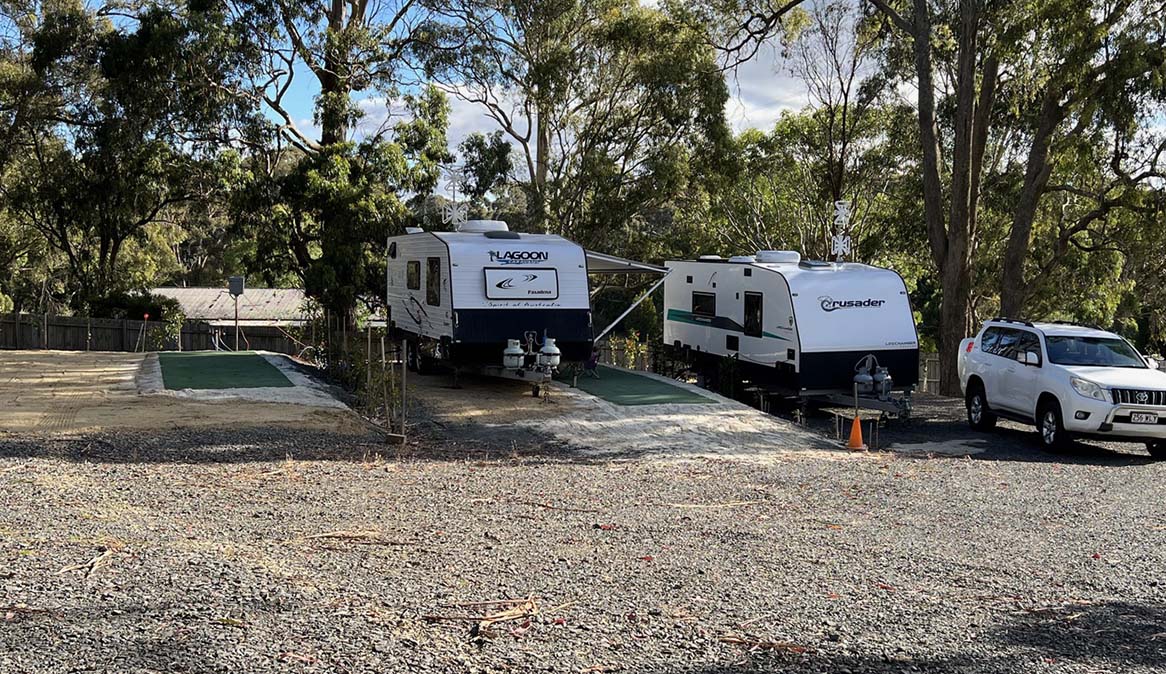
<box><xmin>1</xmin><ymin>1</ymin><xmax>240</xmax><ymax>309</ymax></box>
<box><xmin>456</xmin><ymin>130</ymin><xmax>513</xmax><ymax>216</ymax></box>
<box><xmin>191</xmin><ymin>0</ymin><xmax>452</xmax><ymax>318</ymax></box>
<box><xmin>207</xmin><ymin>0</ymin><xmax>427</xmax><ymax>151</ymax></box>
<box><xmin>695</xmin><ymin>0</ymin><xmax>1166</xmax><ymax>394</ymax></box>
<box><xmin>706</xmin><ymin>1</ymin><xmax>913</xmax><ymax>261</ymax></box>
<box><xmin>996</xmin><ymin>0</ymin><xmax>1166</xmax><ymax>316</ymax></box>
<box><xmin>707</xmin><ymin>103</ymin><xmax>916</xmax><ymax>257</ymax></box>
<box><xmin>418</xmin><ymin>0</ymin><xmax>731</xmax><ymax>251</ymax></box>
<box><xmin>231</xmin><ymin>87</ymin><xmax>451</xmax><ymax>313</ymax></box>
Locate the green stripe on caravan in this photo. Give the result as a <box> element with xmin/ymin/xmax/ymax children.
<box><xmin>666</xmin><ymin>309</ymin><xmax>789</xmax><ymax>341</ymax></box>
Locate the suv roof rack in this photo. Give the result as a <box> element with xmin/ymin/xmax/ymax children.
<box><xmin>988</xmin><ymin>317</ymin><xmax>1035</xmax><ymax>327</ymax></box>
<box><xmin>1045</xmin><ymin>319</ymin><xmax>1106</xmax><ymax>331</ymax></box>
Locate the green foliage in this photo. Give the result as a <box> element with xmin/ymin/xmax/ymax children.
<box><xmin>420</xmin><ymin>0</ymin><xmax>731</xmax><ymax>256</ymax></box>
<box><xmin>0</xmin><ymin>0</ymin><xmax>254</xmax><ymax>312</ymax></box>
<box><xmin>1</xmin><ymin>0</ymin><xmax>1163</xmax><ymax>361</ymax></box>
<box><xmin>233</xmin><ymin>87</ymin><xmax>452</xmax><ymax>316</ymax></box>
<box><xmin>88</xmin><ymin>291</ymin><xmax>183</xmax><ymax>322</ymax></box>
<box><xmin>457</xmin><ymin>131</ymin><xmax>513</xmax><ymax>210</ymax></box>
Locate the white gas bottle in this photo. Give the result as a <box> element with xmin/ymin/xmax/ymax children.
<box><xmin>538</xmin><ymin>338</ymin><xmax>562</xmax><ymax>368</ymax></box>
<box><xmin>503</xmin><ymin>339</ymin><xmax>525</xmax><ymax>369</ymax></box>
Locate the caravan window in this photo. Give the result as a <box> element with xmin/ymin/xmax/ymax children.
<box><xmin>744</xmin><ymin>292</ymin><xmax>763</xmax><ymax>337</ymax></box>
<box><xmin>426</xmin><ymin>257</ymin><xmax>441</xmax><ymax>306</ymax></box>
<box><xmin>407</xmin><ymin>261</ymin><xmax>420</xmax><ymax>290</ymax></box>
<box><xmin>692</xmin><ymin>292</ymin><xmax>716</xmax><ymax>317</ymax></box>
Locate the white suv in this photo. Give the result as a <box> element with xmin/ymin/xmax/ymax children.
<box><xmin>958</xmin><ymin>318</ymin><xmax>1166</xmax><ymax>456</ymax></box>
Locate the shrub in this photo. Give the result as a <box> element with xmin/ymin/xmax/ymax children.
<box><xmin>88</xmin><ymin>292</ymin><xmax>186</xmax><ymax>345</ymax></box>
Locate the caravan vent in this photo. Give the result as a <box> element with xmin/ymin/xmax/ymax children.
<box><xmin>698</xmin><ymin>255</ymin><xmax>723</xmax><ymax>261</ymax></box>
<box><xmin>457</xmin><ymin>219</ymin><xmax>509</xmax><ymax>233</ymax></box>
<box><xmin>756</xmin><ymin>250</ymin><xmax>801</xmax><ymax>264</ymax></box>
<box><xmin>728</xmin><ymin>255</ymin><xmax>756</xmax><ymax>263</ymax></box>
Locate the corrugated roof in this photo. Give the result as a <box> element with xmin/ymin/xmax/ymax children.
<box><xmin>154</xmin><ymin>287</ymin><xmax>309</xmax><ymax>322</ymax></box>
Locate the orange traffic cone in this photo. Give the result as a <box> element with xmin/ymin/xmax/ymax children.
<box><xmin>847</xmin><ymin>415</ymin><xmax>867</xmax><ymax>451</ymax></box>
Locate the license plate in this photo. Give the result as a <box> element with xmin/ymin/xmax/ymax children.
<box><xmin>1130</xmin><ymin>412</ymin><xmax>1159</xmax><ymax>424</ymax></box>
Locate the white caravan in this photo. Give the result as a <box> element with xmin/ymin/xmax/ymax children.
<box><xmin>386</xmin><ymin>220</ymin><xmax>593</xmax><ymax>387</ymax></box>
<box><xmin>663</xmin><ymin>251</ymin><xmax>919</xmax><ymax>410</ymax></box>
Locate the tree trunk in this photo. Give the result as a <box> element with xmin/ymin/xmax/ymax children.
<box><xmin>937</xmin><ymin>248</ymin><xmax>974</xmax><ymax>398</ymax></box>
<box><xmin>534</xmin><ymin>101</ymin><xmax>550</xmax><ymax>231</ymax></box>
<box><xmin>911</xmin><ymin>0</ymin><xmax>947</xmax><ymax>269</ymax></box>
<box><xmin>905</xmin><ymin>0</ymin><xmax>995</xmax><ymax>397</ymax></box>
<box><xmin>1000</xmin><ymin>94</ymin><xmax>1063</xmax><ymax>318</ymax></box>
<box><xmin>320</xmin><ymin>0</ymin><xmax>350</xmax><ymax>146</ymax></box>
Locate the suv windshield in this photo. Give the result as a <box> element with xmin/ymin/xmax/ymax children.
<box><xmin>1045</xmin><ymin>335</ymin><xmax>1146</xmax><ymax>368</ymax></box>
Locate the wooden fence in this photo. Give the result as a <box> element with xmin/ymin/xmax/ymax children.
<box><xmin>0</xmin><ymin>313</ymin><xmax>305</xmax><ymax>356</ymax></box>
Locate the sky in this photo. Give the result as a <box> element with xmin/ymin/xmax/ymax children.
<box><xmin>277</xmin><ymin>42</ymin><xmax>808</xmax><ymax>161</ymax></box>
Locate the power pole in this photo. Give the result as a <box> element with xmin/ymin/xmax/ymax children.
<box><xmin>229</xmin><ymin>275</ymin><xmax>245</xmax><ymax>351</ymax></box>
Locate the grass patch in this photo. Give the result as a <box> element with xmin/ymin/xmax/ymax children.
<box><xmin>559</xmin><ymin>365</ymin><xmax>715</xmax><ymax>406</ymax></box>
<box><xmin>158</xmin><ymin>352</ymin><xmax>293</xmax><ymax>390</ymax></box>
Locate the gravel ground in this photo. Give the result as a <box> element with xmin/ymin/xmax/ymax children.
<box><xmin>2</xmin><ymin>408</ymin><xmax>1166</xmax><ymax>673</ymax></box>
<box><xmin>799</xmin><ymin>392</ymin><xmax>1162</xmax><ymax>461</ymax></box>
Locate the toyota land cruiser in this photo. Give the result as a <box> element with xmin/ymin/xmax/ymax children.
<box><xmin>958</xmin><ymin>319</ymin><xmax>1166</xmax><ymax>457</ymax></box>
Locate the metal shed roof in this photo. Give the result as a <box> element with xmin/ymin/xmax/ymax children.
<box><xmin>153</xmin><ymin>287</ymin><xmax>309</xmax><ymax>323</ymax></box>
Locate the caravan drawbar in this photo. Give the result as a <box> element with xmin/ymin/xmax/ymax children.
<box><xmin>664</xmin><ymin>250</ymin><xmax>919</xmax><ymax>412</ymax></box>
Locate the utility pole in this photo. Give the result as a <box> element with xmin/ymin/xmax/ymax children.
<box><xmin>228</xmin><ymin>276</ymin><xmax>245</xmax><ymax>351</ymax></box>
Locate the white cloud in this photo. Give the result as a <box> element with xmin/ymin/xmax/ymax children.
<box><xmin>444</xmin><ymin>94</ymin><xmax>509</xmax><ymax>156</ymax></box>
<box><xmin>351</xmin><ymin>90</ymin><xmax>510</xmax><ymax>153</ymax></box>
<box><xmin>724</xmin><ymin>42</ymin><xmax>809</xmax><ymax>132</ymax></box>
<box><xmin>346</xmin><ymin>40</ymin><xmax>813</xmax><ymax>163</ymax></box>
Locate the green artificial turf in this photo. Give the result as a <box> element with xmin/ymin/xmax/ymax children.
<box><xmin>157</xmin><ymin>351</ymin><xmax>293</xmax><ymax>390</ymax></box>
<box><xmin>560</xmin><ymin>364</ymin><xmax>715</xmax><ymax>406</ymax></box>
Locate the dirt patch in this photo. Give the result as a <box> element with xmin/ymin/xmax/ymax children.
<box><xmin>408</xmin><ymin>368</ymin><xmax>839</xmax><ymax>462</ymax></box>
<box><xmin>0</xmin><ymin>350</ymin><xmax>365</xmax><ymax>436</ymax></box>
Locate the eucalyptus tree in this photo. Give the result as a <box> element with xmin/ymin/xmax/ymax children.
<box><xmin>707</xmin><ymin>1</ymin><xmax>914</xmax><ymax>261</ymax></box>
<box><xmin>416</xmin><ymin>0</ymin><xmax>732</xmax><ymax>253</ymax></box>
<box><xmin>0</xmin><ymin>1</ymin><xmax>242</xmax><ymax>309</ymax></box>
<box><xmin>453</xmin><ymin>130</ymin><xmax>514</xmax><ymax>218</ymax></box>
<box><xmin>994</xmin><ymin>0</ymin><xmax>1166</xmax><ymax>317</ymax></box>
<box><xmin>693</xmin><ymin>0</ymin><xmax>1166</xmax><ymax>394</ymax></box>
<box><xmin>190</xmin><ymin>0</ymin><xmax>452</xmax><ymax>316</ymax></box>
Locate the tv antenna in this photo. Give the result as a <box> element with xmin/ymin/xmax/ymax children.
<box><xmin>831</xmin><ymin>200</ymin><xmax>852</xmax><ymax>263</ymax></box>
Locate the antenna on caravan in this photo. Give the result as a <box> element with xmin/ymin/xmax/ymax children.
<box><xmin>441</xmin><ymin>165</ymin><xmax>470</xmax><ymax>228</ymax></box>
<box><xmin>832</xmin><ymin>200</ymin><xmax>852</xmax><ymax>263</ymax></box>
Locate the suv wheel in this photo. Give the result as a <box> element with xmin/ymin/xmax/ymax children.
<box><xmin>1037</xmin><ymin>400</ymin><xmax>1069</xmax><ymax>450</ymax></box>
<box><xmin>966</xmin><ymin>384</ymin><xmax>997</xmax><ymax>431</ymax></box>
<box><xmin>1147</xmin><ymin>441</ymin><xmax>1166</xmax><ymax>460</ymax></box>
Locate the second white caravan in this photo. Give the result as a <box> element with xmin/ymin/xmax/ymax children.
<box><xmin>663</xmin><ymin>251</ymin><xmax>919</xmax><ymax>406</ymax></box>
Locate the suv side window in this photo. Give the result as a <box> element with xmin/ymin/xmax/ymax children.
<box><xmin>1017</xmin><ymin>331</ymin><xmax>1042</xmax><ymax>364</ymax></box>
<box><xmin>981</xmin><ymin>327</ymin><xmax>1004</xmax><ymax>354</ymax></box>
<box><xmin>995</xmin><ymin>329</ymin><xmax>1022</xmax><ymax>360</ymax></box>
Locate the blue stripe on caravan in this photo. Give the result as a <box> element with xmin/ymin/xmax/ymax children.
<box><xmin>666</xmin><ymin>309</ymin><xmax>790</xmax><ymax>342</ymax></box>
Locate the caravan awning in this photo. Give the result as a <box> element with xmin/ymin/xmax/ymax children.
<box><xmin>584</xmin><ymin>251</ymin><xmax>670</xmax><ymax>342</ymax></box>
<box><xmin>585</xmin><ymin>250</ymin><xmax>668</xmax><ymax>275</ymax></box>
